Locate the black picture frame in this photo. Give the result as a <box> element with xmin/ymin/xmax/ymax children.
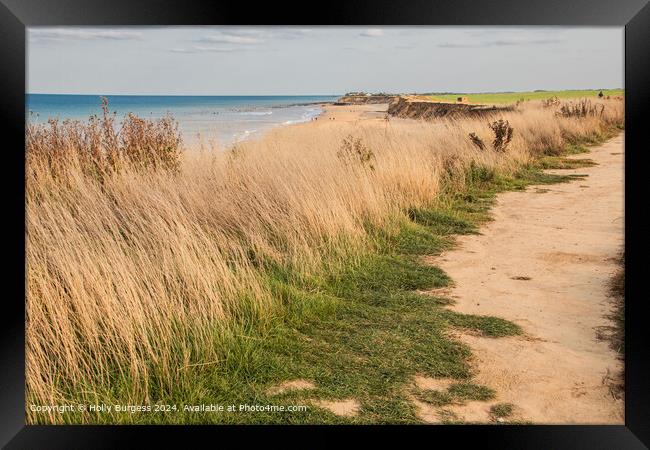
<box><xmin>1</xmin><ymin>0</ymin><xmax>648</xmax><ymax>447</ymax></box>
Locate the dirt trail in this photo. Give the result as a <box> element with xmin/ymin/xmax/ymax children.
<box><xmin>426</xmin><ymin>134</ymin><xmax>625</xmax><ymax>423</ymax></box>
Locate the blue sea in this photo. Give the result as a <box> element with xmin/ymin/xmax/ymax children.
<box><xmin>26</xmin><ymin>94</ymin><xmax>340</xmax><ymax>146</ymax></box>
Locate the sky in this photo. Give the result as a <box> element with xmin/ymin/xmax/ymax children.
<box><xmin>27</xmin><ymin>26</ymin><xmax>624</xmax><ymax>95</ymax></box>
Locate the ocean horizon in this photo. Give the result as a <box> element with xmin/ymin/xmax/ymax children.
<box><xmin>26</xmin><ymin>94</ymin><xmax>341</xmax><ymax>146</ymax></box>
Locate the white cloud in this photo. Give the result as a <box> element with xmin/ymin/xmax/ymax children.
<box><xmin>29</xmin><ymin>28</ymin><xmax>143</xmax><ymax>43</ymax></box>
<box><xmin>26</xmin><ymin>26</ymin><xmax>622</xmax><ymax>95</ymax></box>
<box><xmin>492</xmin><ymin>38</ymin><xmax>564</xmax><ymax>46</ymax></box>
<box><xmin>195</xmin><ymin>28</ymin><xmax>314</xmax><ymax>46</ymax></box>
<box><xmin>196</xmin><ymin>35</ymin><xmax>262</xmax><ymax>45</ymax></box>
<box><xmin>272</xmin><ymin>28</ymin><xmax>313</xmax><ymax>39</ymax></box>
<box><xmin>169</xmin><ymin>48</ymin><xmax>191</xmax><ymax>53</ymax></box>
<box><xmin>360</xmin><ymin>29</ymin><xmax>384</xmax><ymax>37</ymax></box>
<box><xmin>438</xmin><ymin>38</ymin><xmax>564</xmax><ymax>48</ymax></box>
<box><xmin>219</xmin><ymin>28</ymin><xmax>312</xmax><ymax>39</ymax></box>
<box><xmin>169</xmin><ymin>45</ymin><xmax>242</xmax><ymax>54</ymax></box>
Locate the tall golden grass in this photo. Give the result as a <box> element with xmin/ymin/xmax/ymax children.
<box><xmin>25</xmin><ymin>99</ymin><xmax>623</xmax><ymax>422</ymax></box>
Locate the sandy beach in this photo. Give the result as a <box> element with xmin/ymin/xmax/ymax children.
<box><xmin>287</xmin><ymin>102</ymin><xmax>389</xmax><ymax>130</ymax></box>
<box><xmin>317</xmin><ymin>103</ymin><xmax>389</xmax><ymax>121</ymax></box>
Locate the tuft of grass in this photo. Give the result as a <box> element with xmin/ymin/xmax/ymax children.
<box><xmin>448</xmin><ymin>383</ymin><xmax>496</xmax><ymax>402</ymax></box>
<box><xmin>604</xmin><ymin>253</ymin><xmax>625</xmax><ymax>355</ymax></box>
<box><xmin>538</xmin><ymin>157</ymin><xmax>596</xmax><ymax>170</ymax></box>
<box><xmin>563</xmin><ymin>143</ymin><xmax>590</xmax><ymax>155</ymax></box>
<box><xmin>382</xmin><ymin>222</ymin><xmax>451</xmax><ymax>256</ymax></box>
<box><xmin>416</xmin><ymin>382</ymin><xmax>496</xmax><ymax>408</ymax></box>
<box><xmin>325</xmin><ymin>254</ymin><xmax>450</xmax><ymax>303</ymax></box>
<box><xmin>490</xmin><ymin>403</ymin><xmax>515</xmax><ymax>419</ymax></box>
<box><xmin>416</xmin><ymin>389</ymin><xmax>454</xmax><ymax>407</ymax></box>
<box><xmin>407</xmin><ymin>208</ymin><xmax>478</xmax><ymax>235</ymax></box>
<box><xmin>442</xmin><ymin>312</ymin><xmax>522</xmax><ymax>337</ymax></box>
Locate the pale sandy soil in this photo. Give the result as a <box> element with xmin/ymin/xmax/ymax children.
<box><xmin>317</xmin><ymin>103</ymin><xmax>389</xmax><ymax>122</ymax></box>
<box><xmin>419</xmin><ymin>134</ymin><xmax>625</xmax><ymax>424</ymax></box>
<box><xmin>265</xmin><ymin>379</ymin><xmax>361</xmax><ymax>418</ymax></box>
<box><xmin>265</xmin><ymin>379</ymin><xmax>315</xmax><ymax>396</ymax></box>
<box><xmin>312</xmin><ymin>399</ymin><xmax>361</xmax><ymax>417</ymax></box>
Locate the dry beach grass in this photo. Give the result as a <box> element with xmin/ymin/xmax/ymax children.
<box><xmin>25</xmin><ymin>97</ymin><xmax>624</xmax><ymax>423</ymax></box>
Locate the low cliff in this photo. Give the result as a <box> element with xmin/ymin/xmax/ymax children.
<box><xmin>336</xmin><ymin>94</ymin><xmax>396</xmax><ymax>105</ymax></box>
<box><xmin>387</xmin><ymin>96</ymin><xmax>515</xmax><ymax>120</ymax></box>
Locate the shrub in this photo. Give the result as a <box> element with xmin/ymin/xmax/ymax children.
<box><xmin>337</xmin><ymin>134</ymin><xmax>376</xmax><ymax>171</ymax></box>
<box><xmin>542</xmin><ymin>96</ymin><xmax>561</xmax><ymax>108</ymax></box>
<box><xmin>557</xmin><ymin>99</ymin><xmax>605</xmax><ymax>118</ymax></box>
<box><xmin>489</xmin><ymin>119</ymin><xmax>514</xmax><ymax>153</ymax></box>
<box><xmin>468</xmin><ymin>132</ymin><xmax>486</xmax><ymax>151</ymax></box>
<box><xmin>469</xmin><ymin>120</ymin><xmax>514</xmax><ymax>153</ymax></box>
<box><xmin>26</xmin><ymin>97</ymin><xmax>182</xmax><ymax>180</ymax></box>
<box><xmin>466</xmin><ymin>162</ymin><xmax>496</xmax><ymax>184</ymax></box>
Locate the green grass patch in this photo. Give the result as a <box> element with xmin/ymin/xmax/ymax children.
<box><xmin>448</xmin><ymin>382</ymin><xmax>496</xmax><ymax>402</ymax></box>
<box><xmin>416</xmin><ymin>389</ymin><xmax>454</xmax><ymax>407</ymax></box>
<box><xmin>563</xmin><ymin>143</ymin><xmax>590</xmax><ymax>155</ymax></box>
<box><xmin>538</xmin><ymin>157</ymin><xmax>596</xmax><ymax>170</ymax></box>
<box><xmin>416</xmin><ymin>382</ymin><xmax>496</xmax><ymax>407</ymax></box>
<box><xmin>424</xmin><ymin>89</ymin><xmax>623</xmax><ymax>105</ymax></box>
<box><xmin>442</xmin><ymin>311</ymin><xmax>522</xmax><ymax>337</ymax></box>
<box><xmin>325</xmin><ymin>254</ymin><xmax>450</xmax><ymax>302</ymax></box>
<box><xmin>600</xmin><ymin>253</ymin><xmax>625</xmax><ymax>355</ymax></box>
<box><xmin>385</xmin><ymin>221</ymin><xmax>452</xmax><ymax>255</ymax></box>
<box><xmin>407</xmin><ymin>208</ymin><xmax>478</xmax><ymax>235</ymax></box>
<box><xmin>490</xmin><ymin>403</ymin><xmax>515</xmax><ymax>419</ymax></box>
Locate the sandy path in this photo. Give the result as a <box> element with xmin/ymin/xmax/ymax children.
<box><xmin>428</xmin><ymin>134</ymin><xmax>625</xmax><ymax>423</ymax></box>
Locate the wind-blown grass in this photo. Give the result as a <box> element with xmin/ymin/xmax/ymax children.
<box><xmin>25</xmin><ymin>98</ymin><xmax>624</xmax><ymax>423</ymax></box>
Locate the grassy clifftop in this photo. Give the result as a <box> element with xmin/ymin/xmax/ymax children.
<box><xmin>424</xmin><ymin>89</ymin><xmax>624</xmax><ymax>104</ymax></box>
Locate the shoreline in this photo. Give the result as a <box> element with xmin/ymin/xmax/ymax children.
<box><xmin>198</xmin><ymin>102</ymin><xmax>389</xmax><ymax>149</ymax></box>
<box><xmin>267</xmin><ymin>102</ymin><xmax>389</xmax><ymax>133</ymax></box>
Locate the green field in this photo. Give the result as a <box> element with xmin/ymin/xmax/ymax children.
<box><xmin>425</xmin><ymin>89</ymin><xmax>624</xmax><ymax>105</ymax></box>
